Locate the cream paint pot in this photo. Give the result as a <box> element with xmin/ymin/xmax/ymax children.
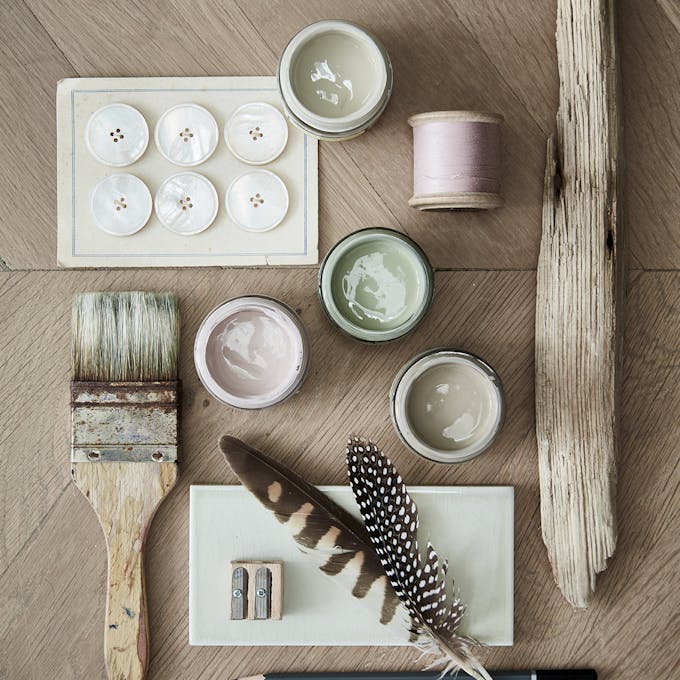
<box><xmin>194</xmin><ymin>296</ymin><xmax>310</xmax><ymax>409</ymax></box>
<box><xmin>319</xmin><ymin>228</ymin><xmax>434</xmax><ymax>342</ymax></box>
<box><xmin>277</xmin><ymin>20</ymin><xmax>393</xmax><ymax>140</ymax></box>
<box><xmin>391</xmin><ymin>349</ymin><xmax>505</xmax><ymax>463</ymax></box>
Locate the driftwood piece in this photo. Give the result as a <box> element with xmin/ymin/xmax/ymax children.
<box><xmin>535</xmin><ymin>0</ymin><xmax>624</xmax><ymax>608</ymax></box>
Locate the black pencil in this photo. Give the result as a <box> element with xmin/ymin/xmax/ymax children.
<box><xmin>241</xmin><ymin>670</ymin><xmax>597</xmax><ymax>680</ymax></box>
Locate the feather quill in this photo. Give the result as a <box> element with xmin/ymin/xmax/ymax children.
<box><xmin>346</xmin><ymin>435</ymin><xmax>491</xmax><ymax>680</ymax></box>
<box><xmin>219</xmin><ymin>436</ymin><xmax>406</xmax><ymax>631</ymax></box>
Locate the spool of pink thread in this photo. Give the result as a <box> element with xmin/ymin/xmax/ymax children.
<box><xmin>409</xmin><ymin>111</ymin><xmax>503</xmax><ymax>210</ymax></box>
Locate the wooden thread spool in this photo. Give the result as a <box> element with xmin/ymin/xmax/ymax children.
<box><xmin>409</xmin><ymin>111</ymin><xmax>503</xmax><ymax>211</ymax></box>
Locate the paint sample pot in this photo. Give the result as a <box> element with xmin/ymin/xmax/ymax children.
<box><xmin>319</xmin><ymin>228</ymin><xmax>434</xmax><ymax>342</ymax></box>
<box><xmin>277</xmin><ymin>20</ymin><xmax>393</xmax><ymax>140</ymax></box>
<box><xmin>194</xmin><ymin>296</ymin><xmax>311</xmax><ymax>409</ymax></box>
<box><xmin>391</xmin><ymin>349</ymin><xmax>505</xmax><ymax>463</ymax></box>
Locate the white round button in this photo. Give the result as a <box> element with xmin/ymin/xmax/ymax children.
<box><xmin>85</xmin><ymin>104</ymin><xmax>149</xmax><ymax>167</ymax></box>
<box><xmin>155</xmin><ymin>172</ymin><xmax>218</xmax><ymax>235</ymax></box>
<box><xmin>90</xmin><ymin>174</ymin><xmax>152</xmax><ymax>236</ymax></box>
<box><xmin>154</xmin><ymin>104</ymin><xmax>218</xmax><ymax>166</ymax></box>
<box><xmin>226</xmin><ymin>170</ymin><xmax>289</xmax><ymax>232</ymax></box>
<box><xmin>225</xmin><ymin>102</ymin><xmax>289</xmax><ymax>165</ymax></box>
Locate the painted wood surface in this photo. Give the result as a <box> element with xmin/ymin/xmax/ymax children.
<box><xmin>0</xmin><ymin>1</ymin><xmax>678</xmax><ymax>680</ymax></box>
<box><xmin>1</xmin><ymin>269</ymin><xmax>678</xmax><ymax>679</ymax></box>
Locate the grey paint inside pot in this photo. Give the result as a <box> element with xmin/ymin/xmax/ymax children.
<box><xmin>391</xmin><ymin>349</ymin><xmax>505</xmax><ymax>463</ymax></box>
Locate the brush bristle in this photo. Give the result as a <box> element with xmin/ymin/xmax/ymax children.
<box><xmin>72</xmin><ymin>291</ymin><xmax>179</xmax><ymax>382</ymax></box>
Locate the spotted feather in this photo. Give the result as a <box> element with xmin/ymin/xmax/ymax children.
<box><xmin>347</xmin><ymin>435</ymin><xmax>491</xmax><ymax>680</ymax></box>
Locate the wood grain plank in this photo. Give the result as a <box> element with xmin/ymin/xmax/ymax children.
<box><xmin>0</xmin><ymin>487</ymin><xmax>106</xmax><ymax>679</ymax></box>
<box><xmin>24</xmin><ymin>0</ymin><xmax>274</xmax><ymax>77</ymax></box>
<box><xmin>2</xmin><ymin>0</ymin><xmax>674</xmax><ymax>271</ymax></box>
<box><xmin>1</xmin><ymin>268</ymin><xmax>678</xmax><ymax>679</ymax></box>
<box><xmin>0</xmin><ymin>272</ymin><xmax>73</xmax><ymax>572</ymax></box>
<box><xmin>0</xmin><ymin>0</ymin><xmax>77</xmax><ymax>270</ymax></box>
<box><xmin>0</xmin><ymin>2</ymin><xmax>678</xmax><ymax>678</ymax></box>
<box><xmin>0</xmin><ymin>267</ymin><xmax>533</xmax><ymax>678</ymax></box>
<box><xmin>238</xmin><ymin>0</ymin><xmax>549</xmax><ymax>269</ymax></box>
<box><xmin>444</xmin><ymin>0</ymin><xmax>558</xmax><ymax>136</ymax></box>
<box><xmin>620</xmin><ymin>0</ymin><xmax>680</xmax><ymax>269</ymax></box>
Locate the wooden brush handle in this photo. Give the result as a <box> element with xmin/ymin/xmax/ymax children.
<box><xmin>72</xmin><ymin>461</ymin><xmax>178</xmax><ymax>680</ymax></box>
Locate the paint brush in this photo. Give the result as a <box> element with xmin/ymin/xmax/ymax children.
<box><xmin>70</xmin><ymin>291</ymin><xmax>180</xmax><ymax>680</ymax></box>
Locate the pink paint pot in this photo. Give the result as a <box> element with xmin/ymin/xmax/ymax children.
<box><xmin>194</xmin><ymin>296</ymin><xmax>311</xmax><ymax>409</ymax></box>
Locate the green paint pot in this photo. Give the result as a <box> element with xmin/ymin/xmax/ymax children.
<box><xmin>318</xmin><ymin>228</ymin><xmax>434</xmax><ymax>342</ymax></box>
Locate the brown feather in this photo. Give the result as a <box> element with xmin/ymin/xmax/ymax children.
<box><xmin>219</xmin><ymin>436</ymin><xmax>403</xmax><ymax>629</ymax></box>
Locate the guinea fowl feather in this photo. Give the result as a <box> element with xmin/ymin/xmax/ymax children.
<box><xmin>346</xmin><ymin>435</ymin><xmax>492</xmax><ymax>680</ymax></box>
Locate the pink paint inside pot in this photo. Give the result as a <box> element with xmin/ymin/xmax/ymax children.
<box><xmin>194</xmin><ymin>297</ymin><xmax>310</xmax><ymax>409</ymax></box>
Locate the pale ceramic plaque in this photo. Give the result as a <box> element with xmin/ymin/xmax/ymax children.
<box><xmin>189</xmin><ymin>485</ymin><xmax>514</xmax><ymax>646</ymax></box>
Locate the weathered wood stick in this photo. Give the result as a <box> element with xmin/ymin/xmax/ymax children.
<box><xmin>536</xmin><ymin>0</ymin><xmax>624</xmax><ymax>608</ymax></box>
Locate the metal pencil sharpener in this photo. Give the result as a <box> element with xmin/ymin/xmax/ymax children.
<box><xmin>230</xmin><ymin>560</ymin><xmax>283</xmax><ymax>620</ymax></box>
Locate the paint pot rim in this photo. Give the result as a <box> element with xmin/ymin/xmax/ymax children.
<box><xmin>318</xmin><ymin>227</ymin><xmax>434</xmax><ymax>343</ymax></box>
<box><xmin>194</xmin><ymin>295</ymin><xmax>311</xmax><ymax>409</ymax></box>
<box><xmin>390</xmin><ymin>348</ymin><xmax>505</xmax><ymax>463</ymax></box>
<box><xmin>277</xmin><ymin>19</ymin><xmax>392</xmax><ymax>134</ymax></box>
<box><xmin>278</xmin><ymin>91</ymin><xmax>385</xmax><ymax>142</ymax></box>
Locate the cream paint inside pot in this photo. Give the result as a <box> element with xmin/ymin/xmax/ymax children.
<box><xmin>205</xmin><ymin>307</ymin><xmax>300</xmax><ymax>402</ymax></box>
<box><xmin>406</xmin><ymin>361</ymin><xmax>499</xmax><ymax>451</ymax></box>
<box><xmin>291</xmin><ymin>31</ymin><xmax>380</xmax><ymax>118</ymax></box>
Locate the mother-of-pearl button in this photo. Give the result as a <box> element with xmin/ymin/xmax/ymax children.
<box><xmin>154</xmin><ymin>104</ymin><xmax>219</xmax><ymax>167</ymax></box>
<box><xmin>226</xmin><ymin>170</ymin><xmax>289</xmax><ymax>233</ymax></box>
<box><xmin>155</xmin><ymin>172</ymin><xmax>219</xmax><ymax>236</ymax></box>
<box><xmin>90</xmin><ymin>173</ymin><xmax>152</xmax><ymax>236</ymax></box>
<box><xmin>85</xmin><ymin>104</ymin><xmax>149</xmax><ymax>167</ymax></box>
<box><xmin>225</xmin><ymin>102</ymin><xmax>289</xmax><ymax>165</ymax></box>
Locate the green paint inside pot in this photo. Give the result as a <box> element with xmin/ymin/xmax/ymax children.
<box><xmin>330</xmin><ymin>235</ymin><xmax>427</xmax><ymax>332</ymax></box>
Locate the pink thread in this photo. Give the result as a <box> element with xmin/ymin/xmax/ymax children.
<box><xmin>412</xmin><ymin>119</ymin><xmax>501</xmax><ymax>196</ymax></box>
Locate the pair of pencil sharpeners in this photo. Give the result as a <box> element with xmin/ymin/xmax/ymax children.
<box><xmin>230</xmin><ymin>560</ymin><xmax>283</xmax><ymax>620</ymax></box>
